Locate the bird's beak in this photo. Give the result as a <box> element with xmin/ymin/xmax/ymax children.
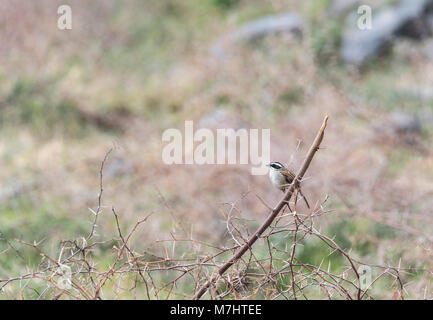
<box><xmin>266</xmin><ymin>163</ymin><xmax>270</xmax><ymax>167</ymax></box>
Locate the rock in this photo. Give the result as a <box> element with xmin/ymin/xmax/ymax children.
<box><xmin>397</xmin><ymin>86</ymin><xmax>433</xmax><ymax>101</ymax></box>
<box><xmin>0</xmin><ymin>181</ymin><xmax>38</xmax><ymax>202</ymax></box>
<box><xmin>396</xmin><ymin>1</ymin><xmax>433</xmax><ymax>38</ymax></box>
<box><xmin>372</xmin><ymin>111</ymin><xmax>424</xmax><ymax>150</ymax></box>
<box><xmin>427</xmin><ymin>13</ymin><xmax>433</xmax><ymax>32</ymax></box>
<box><xmin>198</xmin><ymin>109</ymin><xmax>248</xmax><ymax>130</ymax></box>
<box><xmin>422</xmin><ymin>38</ymin><xmax>433</xmax><ymax>59</ymax></box>
<box><xmin>389</xmin><ymin>111</ymin><xmax>422</xmax><ymax>135</ymax></box>
<box><xmin>212</xmin><ymin>12</ymin><xmax>303</xmax><ymax>59</ymax></box>
<box><xmin>328</xmin><ymin>0</ymin><xmax>359</xmax><ymax>18</ymax></box>
<box><xmin>418</xmin><ymin>107</ymin><xmax>433</xmax><ymax>128</ymax></box>
<box><xmin>341</xmin><ymin>0</ymin><xmax>433</xmax><ymax>67</ymax></box>
<box><xmin>105</xmin><ymin>156</ymin><xmax>134</xmax><ymax>178</ymax></box>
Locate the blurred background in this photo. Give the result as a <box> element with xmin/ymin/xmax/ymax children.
<box><xmin>0</xmin><ymin>0</ymin><xmax>432</xmax><ymax>299</ymax></box>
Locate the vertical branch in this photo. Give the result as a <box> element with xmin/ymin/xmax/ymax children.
<box><xmin>87</xmin><ymin>147</ymin><xmax>113</xmax><ymax>241</ymax></box>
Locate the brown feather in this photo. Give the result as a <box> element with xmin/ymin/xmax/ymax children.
<box><xmin>280</xmin><ymin>169</ymin><xmax>296</xmax><ymax>183</ymax></box>
<box><xmin>279</xmin><ymin>169</ymin><xmax>310</xmax><ymax>209</ymax></box>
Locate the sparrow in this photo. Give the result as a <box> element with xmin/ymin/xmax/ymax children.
<box><xmin>266</xmin><ymin>161</ymin><xmax>310</xmax><ymax>208</ymax></box>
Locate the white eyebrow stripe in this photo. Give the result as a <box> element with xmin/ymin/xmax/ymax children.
<box><xmin>271</xmin><ymin>162</ymin><xmax>284</xmax><ymax>169</ymax></box>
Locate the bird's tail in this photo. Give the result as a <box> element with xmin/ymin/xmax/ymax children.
<box><xmin>299</xmin><ymin>189</ymin><xmax>310</xmax><ymax>209</ymax></box>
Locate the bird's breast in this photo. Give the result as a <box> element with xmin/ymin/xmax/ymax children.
<box><xmin>269</xmin><ymin>170</ymin><xmax>287</xmax><ymax>190</ymax></box>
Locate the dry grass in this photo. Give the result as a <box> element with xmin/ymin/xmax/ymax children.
<box><xmin>0</xmin><ymin>0</ymin><xmax>432</xmax><ymax>299</ymax></box>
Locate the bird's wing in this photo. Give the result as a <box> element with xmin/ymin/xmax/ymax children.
<box><xmin>281</xmin><ymin>169</ymin><xmax>310</xmax><ymax>208</ymax></box>
<box><xmin>280</xmin><ymin>169</ymin><xmax>296</xmax><ymax>183</ymax></box>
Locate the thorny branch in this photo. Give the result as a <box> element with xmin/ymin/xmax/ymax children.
<box><xmin>0</xmin><ymin>116</ymin><xmax>429</xmax><ymax>300</ymax></box>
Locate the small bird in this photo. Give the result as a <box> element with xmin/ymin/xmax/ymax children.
<box><xmin>266</xmin><ymin>161</ymin><xmax>310</xmax><ymax>208</ymax></box>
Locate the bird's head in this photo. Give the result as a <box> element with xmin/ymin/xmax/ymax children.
<box><xmin>266</xmin><ymin>161</ymin><xmax>285</xmax><ymax>171</ymax></box>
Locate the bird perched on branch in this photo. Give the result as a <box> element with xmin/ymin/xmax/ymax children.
<box><xmin>266</xmin><ymin>161</ymin><xmax>310</xmax><ymax>208</ymax></box>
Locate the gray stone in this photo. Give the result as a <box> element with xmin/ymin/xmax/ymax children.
<box><xmin>422</xmin><ymin>37</ymin><xmax>433</xmax><ymax>59</ymax></box>
<box><xmin>105</xmin><ymin>156</ymin><xmax>134</xmax><ymax>178</ymax></box>
<box><xmin>341</xmin><ymin>0</ymin><xmax>432</xmax><ymax>67</ymax></box>
<box><xmin>398</xmin><ymin>86</ymin><xmax>433</xmax><ymax>101</ymax></box>
<box><xmin>198</xmin><ymin>109</ymin><xmax>248</xmax><ymax>130</ymax></box>
<box><xmin>212</xmin><ymin>12</ymin><xmax>303</xmax><ymax>59</ymax></box>
<box><xmin>328</xmin><ymin>0</ymin><xmax>359</xmax><ymax>18</ymax></box>
<box><xmin>389</xmin><ymin>111</ymin><xmax>422</xmax><ymax>134</ymax></box>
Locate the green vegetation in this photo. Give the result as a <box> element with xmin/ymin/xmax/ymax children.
<box><xmin>0</xmin><ymin>0</ymin><xmax>431</xmax><ymax>299</ymax></box>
